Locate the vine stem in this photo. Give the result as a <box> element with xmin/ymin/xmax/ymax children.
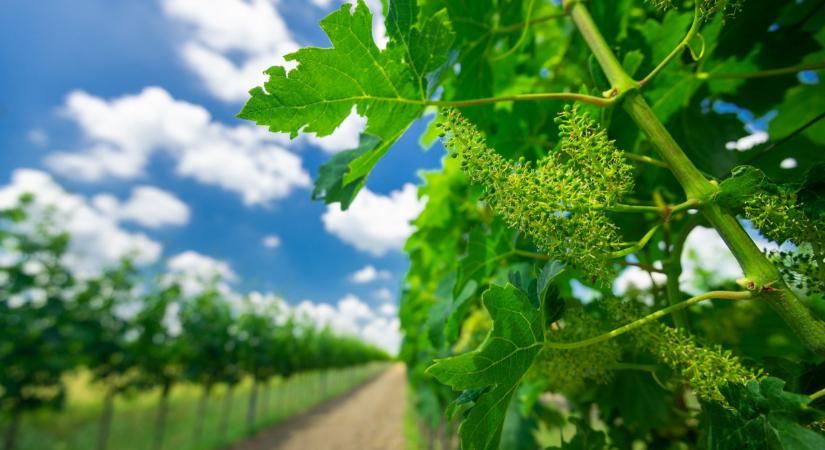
<box><xmin>696</xmin><ymin>61</ymin><xmax>825</xmax><ymax>80</ymax></box>
<box><xmin>639</xmin><ymin>2</ymin><xmax>702</xmax><ymax>87</ymax></box>
<box><xmin>545</xmin><ymin>291</ymin><xmax>752</xmax><ymax>349</ymax></box>
<box><xmin>811</xmin><ymin>387</ymin><xmax>825</xmax><ymax>401</ymax></box>
<box><xmin>565</xmin><ymin>0</ymin><xmax>825</xmax><ymax>355</ymax></box>
<box><xmin>428</xmin><ymin>92</ymin><xmax>614</xmax><ymax>108</ymax></box>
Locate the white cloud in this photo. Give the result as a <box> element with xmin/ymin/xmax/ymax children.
<box><xmin>162</xmin><ymin>0</ymin><xmax>388</xmax><ymax>100</ymax></box>
<box><xmin>293</xmin><ymin>294</ymin><xmax>400</xmax><ymax>354</ymax></box>
<box><xmin>350</xmin><ymin>264</ymin><xmax>391</xmax><ymax>283</ymax></box>
<box><xmin>339</xmin><ymin>294</ymin><xmax>375</xmax><ymax>320</ymax></box>
<box><xmin>44</xmin><ymin>87</ymin><xmax>310</xmax><ymax>206</ymax></box>
<box><xmin>166</xmin><ymin>250</ymin><xmax>237</xmax><ymax>297</ymax></box>
<box><xmin>322</xmin><ymin>183</ymin><xmax>426</xmax><ymax>256</ymax></box>
<box><xmin>262</xmin><ymin>234</ymin><xmax>282</xmax><ymax>249</ymax></box>
<box><xmin>93</xmin><ymin>186</ymin><xmax>190</xmax><ymax>229</ymax></box>
<box><xmin>373</xmin><ymin>287</ymin><xmax>394</xmax><ymax>302</ymax></box>
<box><xmin>304</xmin><ymin>108</ymin><xmax>367</xmax><ymax>153</ymax></box>
<box><xmin>0</xmin><ymin>169</ymin><xmax>162</xmax><ymax>276</ymax></box>
<box><xmin>161</xmin><ymin>0</ymin><xmax>298</xmax><ymax>102</ymax></box>
<box><xmin>378</xmin><ymin>303</ymin><xmax>397</xmax><ymax>316</ymax></box>
<box><xmin>361</xmin><ymin>316</ymin><xmax>400</xmax><ymax>354</ymax></box>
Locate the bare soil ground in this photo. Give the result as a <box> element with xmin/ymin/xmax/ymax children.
<box><xmin>228</xmin><ymin>364</ymin><xmax>407</xmax><ymax>450</ymax></box>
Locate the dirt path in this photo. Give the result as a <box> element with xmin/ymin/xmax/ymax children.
<box><xmin>229</xmin><ymin>364</ymin><xmax>407</xmax><ymax>450</ymax></box>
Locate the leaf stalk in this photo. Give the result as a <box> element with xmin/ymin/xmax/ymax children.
<box><xmin>545</xmin><ymin>291</ymin><xmax>752</xmax><ymax>350</ymax></box>
<box><xmin>696</xmin><ymin>61</ymin><xmax>825</xmax><ymax>80</ymax></box>
<box><xmin>639</xmin><ymin>2</ymin><xmax>702</xmax><ymax>87</ymax></box>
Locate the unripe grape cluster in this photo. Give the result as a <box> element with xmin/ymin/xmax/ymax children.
<box><xmin>646</xmin><ymin>0</ymin><xmax>744</xmax><ymax>20</ymax></box>
<box><xmin>439</xmin><ymin>106</ymin><xmax>634</xmax><ymax>282</ymax></box>
<box><xmin>743</xmin><ymin>190</ymin><xmax>824</xmax><ymax>293</ymax></box>
<box><xmin>609</xmin><ymin>299</ymin><xmax>761</xmax><ymax>404</ymax></box>
<box><xmin>536</xmin><ymin>306</ymin><xmax>621</xmax><ymax>393</ymax></box>
<box><xmin>744</xmin><ymin>191</ymin><xmax>823</xmax><ymax>245</ymax></box>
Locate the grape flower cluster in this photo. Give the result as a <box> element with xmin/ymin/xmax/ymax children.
<box><xmin>535</xmin><ymin>306</ymin><xmax>621</xmax><ymax>393</ymax></box>
<box><xmin>743</xmin><ymin>189</ymin><xmax>824</xmax><ymax>294</ymax></box>
<box><xmin>439</xmin><ymin>106</ymin><xmax>634</xmax><ymax>283</ymax></box>
<box><xmin>609</xmin><ymin>299</ymin><xmax>761</xmax><ymax>404</ymax></box>
<box><xmin>647</xmin><ymin>0</ymin><xmax>745</xmax><ymax>20</ymax></box>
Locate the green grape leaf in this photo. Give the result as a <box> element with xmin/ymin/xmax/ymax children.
<box><xmin>426</xmin><ymin>278</ymin><xmax>478</xmax><ymax>348</ymax></box>
<box><xmin>239</xmin><ymin>1</ymin><xmax>420</xmax><ymax>138</ymax></box>
<box><xmin>621</xmin><ymin>50</ymin><xmax>645</xmax><ymax>78</ymax></box>
<box><xmin>799</xmin><ymin>163</ymin><xmax>825</xmax><ymax>221</ymax></box>
<box><xmin>499</xmin><ymin>389</ymin><xmax>541</xmax><ymax>450</ymax></box>
<box><xmin>427</xmin><ymin>283</ymin><xmax>544</xmax><ymax>450</ymax></box>
<box><xmin>240</xmin><ymin>0</ymin><xmax>453</xmax><ymax>206</ymax></box>
<box><xmin>701</xmin><ymin>377</ymin><xmax>825</xmax><ymax>450</ymax></box>
<box><xmin>454</xmin><ymin>228</ymin><xmax>504</xmax><ymax>297</ymax></box>
<box><xmin>770</xmin><ymin>82</ymin><xmax>825</xmax><ymax>146</ymax></box>
<box><xmin>596</xmin><ymin>370</ymin><xmax>673</xmax><ymax>433</ymax></box>
<box><xmin>312</xmin><ymin>134</ymin><xmax>381</xmax><ymax>208</ymax></box>
<box><xmin>716</xmin><ymin>165</ymin><xmax>770</xmax><ymax>210</ymax></box>
<box><xmin>640</xmin><ymin>10</ymin><xmax>700</xmax><ymax>123</ymax></box>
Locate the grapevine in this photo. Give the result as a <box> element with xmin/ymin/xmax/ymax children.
<box><xmin>240</xmin><ymin>0</ymin><xmax>825</xmax><ymax>448</ymax></box>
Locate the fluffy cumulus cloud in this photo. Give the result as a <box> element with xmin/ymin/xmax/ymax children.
<box><xmin>294</xmin><ymin>294</ymin><xmax>400</xmax><ymax>354</ymax></box>
<box><xmin>92</xmin><ymin>186</ymin><xmax>190</xmax><ymax>228</ymax></box>
<box><xmin>160</xmin><ymin>0</ymin><xmax>299</xmax><ymax>103</ymax></box>
<box><xmin>0</xmin><ymin>169</ymin><xmax>162</xmax><ymax>276</ymax></box>
<box><xmin>161</xmin><ymin>0</ymin><xmax>378</xmax><ymax>153</ymax></box>
<box><xmin>349</xmin><ymin>264</ymin><xmax>391</xmax><ymax>283</ymax></box>
<box><xmin>44</xmin><ymin>87</ymin><xmax>310</xmax><ymax>205</ymax></box>
<box><xmin>322</xmin><ymin>183</ymin><xmax>426</xmax><ymax>256</ymax></box>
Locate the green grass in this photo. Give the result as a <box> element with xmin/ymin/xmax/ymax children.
<box><xmin>403</xmin><ymin>385</ymin><xmax>423</xmax><ymax>450</ymax></box>
<box><xmin>7</xmin><ymin>363</ymin><xmax>387</xmax><ymax>450</ymax></box>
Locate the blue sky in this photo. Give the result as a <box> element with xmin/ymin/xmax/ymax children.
<box><xmin>0</xmin><ymin>0</ymin><xmax>445</xmax><ymax>351</ymax></box>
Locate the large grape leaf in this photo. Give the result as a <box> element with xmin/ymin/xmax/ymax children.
<box><xmin>239</xmin><ymin>0</ymin><xmax>453</xmax><ymax>207</ymax></box>
<box><xmin>427</xmin><ymin>283</ymin><xmax>545</xmax><ymax>450</ymax></box>
<box><xmin>701</xmin><ymin>377</ymin><xmax>825</xmax><ymax>450</ymax></box>
<box><xmin>770</xmin><ymin>82</ymin><xmax>825</xmax><ymax>146</ymax></box>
